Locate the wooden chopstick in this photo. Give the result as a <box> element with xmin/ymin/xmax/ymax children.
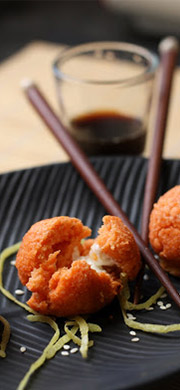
<box><xmin>21</xmin><ymin>79</ymin><xmax>180</xmax><ymax>309</ymax></box>
<box><xmin>133</xmin><ymin>37</ymin><xmax>179</xmax><ymax>304</ymax></box>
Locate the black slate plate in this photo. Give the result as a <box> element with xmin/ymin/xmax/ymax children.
<box><xmin>0</xmin><ymin>156</ymin><xmax>180</xmax><ymax>390</ymax></box>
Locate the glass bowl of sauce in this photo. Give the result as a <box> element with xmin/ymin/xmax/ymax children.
<box><xmin>53</xmin><ymin>41</ymin><xmax>158</xmax><ymax>155</ymax></box>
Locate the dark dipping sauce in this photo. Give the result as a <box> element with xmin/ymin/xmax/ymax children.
<box><xmin>70</xmin><ymin>111</ymin><xmax>146</xmax><ymax>155</ymax></box>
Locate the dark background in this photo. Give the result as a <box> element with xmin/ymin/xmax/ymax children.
<box><xmin>1</xmin><ymin>0</ymin><xmax>179</xmax><ymax>63</ymax></box>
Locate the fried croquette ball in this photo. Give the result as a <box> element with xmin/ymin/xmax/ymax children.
<box><xmin>149</xmin><ymin>186</ymin><xmax>180</xmax><ymax>277</ymax></box>
<box><xmin>16</xmin><ymin>215</ymin><xmax>141</xmax><ymax>317</ymax></box>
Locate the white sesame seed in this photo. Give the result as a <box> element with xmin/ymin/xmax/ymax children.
<box><xmin>15</xmin><ymin>289</ymin><xmax>24</xmax><ymax>296</ymax></box>
<box><xmin>157</xmin><ymin>301</ymin><xmax>164</xmax><ymax>306</ymax></box>
<box><xmin>63</xmin><ymin>344</ymin><xmax>70</xmax><ymax>350</ymax></box>
<box><xmin>20</xmin><ymin>346</ymin><xmax>26</xmax><ymax>353</ymax></box>
<box><xmin>131</xmin><ymin>337</ymin><xmax>140</xmax><ymax>342</ymax></box>
<box><xmin>161</xmin><ymin>293</ymin><xmax>167</xmax><ymax>298</ymax></box>
<box><xmin>127</xmin><ymin>313</ymin><xmax>136</xmax><ymax>320</ymax></box>
<box><xmin>70</xmin><ymin>348</ymin><xmax>78</xmax><ymax>354</ymax></box>
<box><xmin>146</xmin><ymin>307</ymin><xmax>154</xmax><ymax>311</ymax></box>
<box><xmin>10</xmin><ymin>260</ymin><xmax>16</xmax><ymax>266</ymax></box>
<box><xmin>165</xmin><ymin>303</ymin><xmax>172</xmax><ymax>309</ymax></box>
<box><xmin>143</xmin><ymin>274</ymin><xmax>149</xmax><ymax>281</ymax></box>
<box><xmin>61</xmin><ymin>351</ymin><xmax>69</xmax><ymax>356</ymax></box>
<box><xmin>129</xmin><ymin>330</ymin><xmax>136</xmax><ymax>336</ymax></box>
<box><xmin>160</xmin><ymin>305</ymin><xmax>167</xmax><ymax>310</ymax></box>
<box><xmin>154</xmin><ymin>254</ymin><xmax>159</xmax><ymax>259</ymax></box>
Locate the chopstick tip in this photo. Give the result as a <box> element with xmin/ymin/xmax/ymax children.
<box><xmin>159</xmin><ymin>36</ymin><xmax>179</xmax><ymax>54</ymax></box>
<box><xmin>21</xmin><ymin>78</ymin><xmax>34</xmax><ymax>90</ymax></box>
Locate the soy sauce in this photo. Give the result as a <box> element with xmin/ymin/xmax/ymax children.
<box><xmin>70</xmin><ymin>111</ymin><xmax>146</xmax><ymax>155</ymax></box>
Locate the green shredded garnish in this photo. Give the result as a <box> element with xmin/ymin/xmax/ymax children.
<box><xmin>124</xmin><ymin>286</ymin><xmax>165</xmax><ymax>311</ymax></box>
<box><xmin>0</xmin><ymin>243</ymin><xmax>35</xmax><ymax>314</ymax></box>
<box><xmin>64</xmin><ymin>321</ymin><xmax>95</xmax><ymax>351</ymax></box>
<box><xmin>64</xmin><ymin>322</ymin><xmax>82</xmax><ymax>347</ymax></box>
<box><xmin>71</xmin><ymin>316</ymin><xmax>89</xmax><ymax>358</ymax></box>
<box><xmin>87</xmin><ymin>323</ymin><xmax>102</xmax><ymax>333</ymax></box>
<box><xmin>47</xmin><ymin>325</ymin><xmax>79</xmax><ymax>359</ymax></box>
<box><xmin>121</xmin><ymin>306</ymin><xmax>180</xmax><ymax>333</ymax></box>
<box><xmin>119</xmin><ymin>280</ymin><xmax>180</xmax><ymax>334</ymax></box>
<box><xmin>0</xmin><ymin>315</ymin><xmax>11</xmax><ymax>358</ymax></box>
<box><xmin>0</xmin><ymin>243</ymin><xmax>21</xmax><ymax>289</ymax></box>
<box><xmin>0</xmin><ymin>243</ymin><xmax>26</xmax><ymax>359</ymax></box>
<box><xmin>120</xmin><ymin>272</ymin><xmax>166</xmax><ymax>311</ymax></box>
<box><xmin>27</xmin><ymin>314</ymin><xmax>60</xmax><ymax>346</ymax></box>
<box><xmin>17</xmin><ymin>314</ymin><xmax>60</xmax><ymax>390</ymax></box>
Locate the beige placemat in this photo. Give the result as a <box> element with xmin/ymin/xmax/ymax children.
<box><xmin>0</xmin><ymin>41</ymin><xmax>179</xmax><ymax>173</ymax></box>
<box><xmin>0</xmin><ymin>41</ymin><xmax>68</xmax><ymax>173</ymax></box>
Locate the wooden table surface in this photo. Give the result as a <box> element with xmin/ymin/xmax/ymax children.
<box><xmin>0</xmin><ymin>41</ymin><xmax>180</xmax><ymax>174</ymax></box>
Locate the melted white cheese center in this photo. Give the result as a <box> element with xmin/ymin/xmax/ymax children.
<box><xmin>81</xmin><ymin>243</ymin><xmax>115</xmax><ymax>273</ymax></box>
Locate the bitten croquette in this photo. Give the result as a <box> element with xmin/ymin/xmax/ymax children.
<box><xmin>16</xmin><ymin>215</ymin><xmax>141</xmax><ymax>317</ymax></box>
<box><xmin>149</xmin><ymin>186</ymin><xmax>180</xmax><ymax>277</ymax></box>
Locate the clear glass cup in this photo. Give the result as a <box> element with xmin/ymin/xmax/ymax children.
<box><xmin>53</xmin><ymin>41</ymin><xmax>159</xmax><ymax>155</ymax></box>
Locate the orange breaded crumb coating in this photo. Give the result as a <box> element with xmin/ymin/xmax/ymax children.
<box><xmin>149</xmin><ymin>186</ymin><xmax>180</xmax><ymax>277</ymax></box>
<box><xmin>16</xmin><ymin>217</ymin><xmax>91</xmax><ymax>285</ymax></box>
<box><xmin>27</xmin><ymin>260</ymin><xmax>119</xmax><ymax>317</ymax></box>
<box><xmin>97</xmin><ymin>216</ymin><xmax>141</xmax><ymax>280</ymax></box>
<box><xmin>16</xmin><ymin>215</ymin><xmax>141</xmax><ymax>316</ymax></box>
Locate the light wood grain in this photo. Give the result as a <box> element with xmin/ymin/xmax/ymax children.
<box><xmin>0</xmin><ymin>41</ymin><xmax>179</xmax><ymax>173</ymax></box>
